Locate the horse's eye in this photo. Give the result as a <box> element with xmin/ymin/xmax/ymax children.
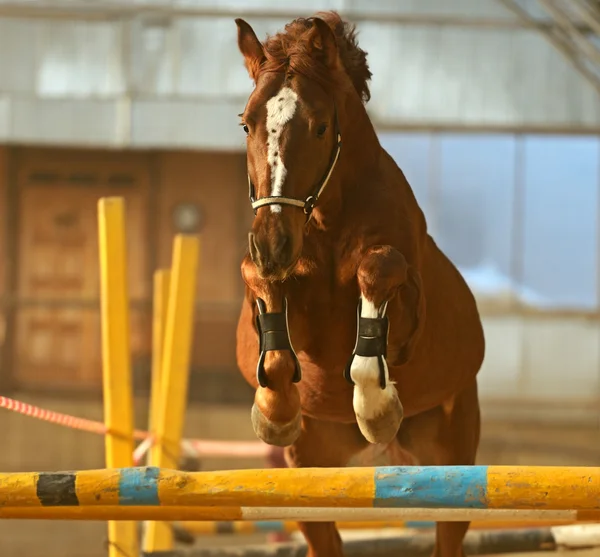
<box><xmin>242</xmin><ymin>124</ymin><xmax>249</xmax><ymax>135</ymax></box>
<box><xmin>316</xmin><ymin>123</ymin><xmax>328</xmax><ymax>137</ymax></box>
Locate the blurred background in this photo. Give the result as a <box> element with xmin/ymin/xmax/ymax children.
<box><xmin>0</xmin><ymin>0</ymin><xmax>600</xmax><ymax>555</ymax></box>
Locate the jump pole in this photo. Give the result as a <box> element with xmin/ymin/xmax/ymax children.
<box><xmin>97</xmin><ymin>197</ymin><xmax>138</xmax><ymax>557</ymax></box>
<box><xmin>142</xmin><ymin>236</ymin><xmax>200</xmax><ymax>553</ymax></box>
<box><xmin>173</xmin><ymin>517</ymin><xmax>599</xmax><ymax>536</ymax></box>
<box><xmin>147</xmin><ymin>268</ymin><xmax>171</xmax><ymax>453</ymax></box>
<box><xmin>2</xmin><ymin>465</ymin><xmax>600</xmax><ymax>511</ymax></box>
<box><xmin>143</xmin><ymin>267</ymin><xmax>171</xmax><ymax>550</ymax></box>
<box><xmin>2</xmin><ymin>505</ymin><xmax>599</xmax><ymax>522</ymax></box>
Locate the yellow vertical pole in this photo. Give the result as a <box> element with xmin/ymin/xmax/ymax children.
<box><xmin>147</xmin><ymin>268</ymin><xmax>171</xmax><ymax>449</ymax></box>
<box><xmin>97</xmin><ymin>197</ymin><xmax>138</xmax><ymax>557</ymax></box>
<box><xmin>142</xmin><ymin>268</ymin><xmax>172</xmax><ymax>548</ymax></box>
<box><xmin>142</xmin><ymin>234</ymin><xmax>200</xmax><ymax>553</ymax></box>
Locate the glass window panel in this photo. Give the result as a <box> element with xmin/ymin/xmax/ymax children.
<box><xmin>378</xmin><ymin>131</ymin><xmax>433</xmax><ymax>221</ymax></box>
<box><xmin>521</xmin><ymin>135</ymin><xmax>599</xmax><ymax>309</ymax></box>
<box><xmin>436</xmin><ymin>134</ymin><xmax>516</xmax><ymax>300</ymax></box>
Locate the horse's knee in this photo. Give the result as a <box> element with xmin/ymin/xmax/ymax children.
<box><xmin>346</xmin><ymin>296</ymin><xmax>404</xmax><ymax>444</ymax></box>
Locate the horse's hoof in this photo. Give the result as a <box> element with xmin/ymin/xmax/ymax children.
<box><xmin>356</xmin><ymin>394</ymin><xmax>404</xmax><ymax>444</ymax></box>
<box><xmin>251</xmin><ymin>403</ymin><xmax>302</xmax><ymax>447</ymax></box>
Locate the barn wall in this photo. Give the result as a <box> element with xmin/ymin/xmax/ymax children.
<box><xmin>0</xmin><ymin>145</ymin><xmax>251</xmax><ymax>397</ymax></box>
<box><xmin>0</xmin><ymin>1</ymin><xmax>597</xmax><ymax>150</ymax></box>
<box><xmin>0</xmin><ymin>146</ymin><xmax>7</xmax><ymax>380</ymax></box>
<box><xmin>0</xmin><ymin>146</ymin><xmax>7</xmax><ymax>299</ymax></box>
<box><xmin>155</xmin><ymin>151</ymin><xmax>248</xmax><ymax>308</ymax></box>
<box><xmin>480</xmin><ymin>315</ymin><xmax>600</xmax><ymax>423</ymax></box>
<box><xmin>7</xmin><ymin>147</ymin><xmax>153</xmax><ymax>391</ymax></box>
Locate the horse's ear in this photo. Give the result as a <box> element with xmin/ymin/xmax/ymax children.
<box><xmin>310</xmin><ymin>17</ymin><xmax>340</xmax><ymax>69</ymax></box>
<box><xmin>235</xmin><ymin>18</ymin><xmax>266</xmax><ymax>81</ymax></box>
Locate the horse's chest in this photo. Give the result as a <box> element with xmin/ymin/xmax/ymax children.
<box><xmin>285</xmin><ymin>277</ymin><xmax>358</xmax><ymax>367</ymax></box>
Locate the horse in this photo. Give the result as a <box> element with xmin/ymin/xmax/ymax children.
<box><xmin>234</xmin><ymin>11</ymin><xmax>485</xmax><ymax>557</ymax></box>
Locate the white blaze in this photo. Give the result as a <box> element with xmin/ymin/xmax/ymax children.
<box><xmin>265</xmin><ymin>87</ymin><xmax>298</xmax><ymax>213</ymax></box>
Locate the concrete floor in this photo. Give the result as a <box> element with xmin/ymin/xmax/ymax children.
<box><xmin>494</xmin><ymin>552</ymin><xmax>597</xmax><ymax>557</ymax></box>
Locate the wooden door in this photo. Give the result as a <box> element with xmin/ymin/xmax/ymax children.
<box><xmin>14</xmin><ymin>153</ymin><xmax>150</xmax><ymax>391</ymax></box>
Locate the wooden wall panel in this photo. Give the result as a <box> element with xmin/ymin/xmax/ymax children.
<box><xmin>5</xmin><ymin>146</ymin><xmax>249</xmax><ymax>392</ymax></box>
<box><xmin>156</xmin><ymin>151</ymin><xmax>248</xmax><ymax>304</ymax></box>
<box><xmin>0</xmin><ymin>147</ymin><xmax>7</xmax><ymax>374</ymax></box>
<box><xmin>13</xmin><ymin>147</ymin><xmax>152</xmax><ymax>390</ymax></box>
<box><xmin>157</xmin><ymin>151</ymin><xmax>248</xmax><ymax>372</ymax></box>
<box><xmin>0</xmin><ymin>146</ymin><xmax>7</xmax><ymax>299</ymax></box>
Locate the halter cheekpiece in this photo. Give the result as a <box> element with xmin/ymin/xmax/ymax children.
<box><xmin>247</xmin><ymin>107</ymin><xmax>342</xmax><ymax>221</ymax></box>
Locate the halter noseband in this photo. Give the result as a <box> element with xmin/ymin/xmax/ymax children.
<box><xmin>247</xmin><ymin>107</ymin><xmax>342</xmax><ymax>221</ymax></box>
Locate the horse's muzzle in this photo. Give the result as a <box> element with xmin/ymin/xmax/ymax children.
<box><xmin>249</xmin><ymin>231</ymin><xmax>297</xmax><ymax>280</ymax></box>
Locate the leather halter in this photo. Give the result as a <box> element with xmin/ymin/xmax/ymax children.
<box><xmin>247</xmin><ymin>107</ymin><xmax>342</xmax><ymax>221</ymax></box>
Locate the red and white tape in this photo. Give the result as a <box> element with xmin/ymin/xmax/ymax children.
<box><xmin>0</xmin><ymin>395</ymin><xmax>279</xmax><ymax>464</ymax></box>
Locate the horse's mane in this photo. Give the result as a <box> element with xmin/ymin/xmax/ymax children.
<box><xmin>258</xmin><ymin>11</ymin><xmax>372</xmax><ymax>104</ymax></box>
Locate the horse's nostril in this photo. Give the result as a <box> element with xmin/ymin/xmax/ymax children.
<box><xmin>275</xmin><ymin>235</ymin><xmax>289</xmax><ymax>258</ymax></box>
<box><xmin>274</xmin><ymin>235</ymin><xmax>294</xmax><ymax>263</ymax></box>
<box><xmin>248</xmin><ymin>232</ymin><xmax>260</xmax><ymax>263</ymax></box>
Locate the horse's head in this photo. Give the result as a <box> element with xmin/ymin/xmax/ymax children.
<box><xmin>235</xmin><ymin>14</ymin><xmax>358</xmax><ymax>280</ymax></box>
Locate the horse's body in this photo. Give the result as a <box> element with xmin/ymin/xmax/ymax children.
<box><xmin>234</xmin><ymin>12</ymin><xmax>485</xmax><ymax>557</ymax></box>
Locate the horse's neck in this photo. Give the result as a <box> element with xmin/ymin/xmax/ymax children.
<box><xmin>342</xmin><ymin>97</ymin><xmax>380</xmax><ymax>164</ymax></box>
<box><xmin>304</xmin><ymin>97</ymin><xmax>384</xmax><ymax>244</ymax></box>
<box><xmin>323</xmin><ymin>114</ymin><xmax>381</xmax><ymax>225</ymax></box>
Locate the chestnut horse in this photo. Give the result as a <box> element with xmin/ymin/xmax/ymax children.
<box><xmin>234</xmin><ymin>11</ymin><xmax>485</xmax><ymax>557</ymax></box>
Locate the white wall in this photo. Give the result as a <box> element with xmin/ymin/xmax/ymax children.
<box><xmin>480</xmin><ymin>316</ymin><xmax>600</xmax><ymax>424</ymax></box>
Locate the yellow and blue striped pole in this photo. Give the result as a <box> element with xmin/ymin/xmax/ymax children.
<box><xmin>1</xmin><ymin>465</ymin><xmax>600</xmax><ymax>511</ymax></box>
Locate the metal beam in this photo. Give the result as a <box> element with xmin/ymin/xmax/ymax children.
<box><xmin>537</xmin><ymin>0</ymin><xmax>600</xmax><ymax>67</ymax></box>
<box><xmin>497</xmin><ymin>0</ymin><xmax>600</xmax><ymax>97</ymax></box>
<box><xmin>0</xmin><ymin>0</ymin><xmax>591</xmax><ymax>31</ymax></box>
<box><xmin>583</xmin><ymin>0</ymin><xmax>600</xmax><ymax>21</ymax></box>
<box><xmin>571</xmin><ymin>0</ymin><xmax>600</xmax><ymax>37</ymax></box>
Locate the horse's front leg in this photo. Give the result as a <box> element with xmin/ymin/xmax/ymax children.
<box><xmin>241</xmin><ymin>257</ymin><xmax>303</xmax><ymax>447</ymax></box>
<box><xmin>346</xmin><ymin>245</ymin><xmax>425</xmax><ymax>444</ymax></box>
<box><xmin>285</xmin><ymin>416</ymin><xmax>368</xmax><ymax>557</ymax></box>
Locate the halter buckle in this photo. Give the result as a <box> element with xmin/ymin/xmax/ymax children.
<box><xmin>303</xmin><ymin>196</ymin><xmax>316</xmax><ymax>215</ymax></box>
